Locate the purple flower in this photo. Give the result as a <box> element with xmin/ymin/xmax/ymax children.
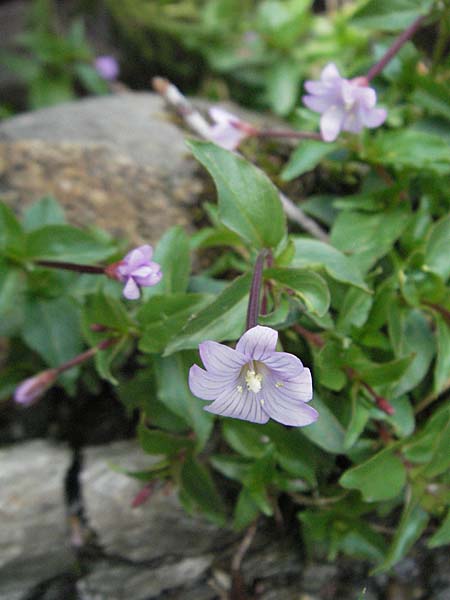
<box><xmin>206</xmin><ymin>107</ymin><xmax>256</xmax><ymax>151</ymax></box>
<box><xmin>94</xmin><ymin>56</ymin><xmax>120</xmax><ymax>81</ymax></box>
<box><xmin>14</xmin><ymin>369</ymin><xmax>58</xmax><ymax>406</ymax></box>
<box><xmin>188</xmin><ymin>326</ymin><xmax>318</xmax><ymax>427</ymax></box>
<box><xmin>303</xmin><ymin>63</ymin><xmax>387</xmax><ymax>142</ymax></box>
<box><xmin>113</xmin><ymin>245</ymin><xmax>162</xmax><ymax>300</ymax></box>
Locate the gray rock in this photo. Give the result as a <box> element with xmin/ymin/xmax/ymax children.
<box><xmin>0</xmin><ymin>440</ymin><xmax>73</xmax><ymax>600</ymax></box>
<box><xmin>0</xmin><ymin>93</ymin><xmax>203</xmax><ymax>245</ymax></box>
<box><xmin>81</xmin><ymin>440</ymin><xmax>235</xmax><ymax>563</ymax></box>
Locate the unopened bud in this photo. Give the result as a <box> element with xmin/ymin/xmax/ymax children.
<box><xmin>14</xmin><ymin>369</ymin><xmax>58</xmax><ymax>407</ymax></box>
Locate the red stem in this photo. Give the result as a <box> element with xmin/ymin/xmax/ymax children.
<box><xmin>366</xmin><ymin>15</ymin><xmax>425</xmax><ymax>82</ymax></box>
<box><xmin>36</xmin><ymin>260</ymin><xmax>105</xmax><ymax>275</ymax></box>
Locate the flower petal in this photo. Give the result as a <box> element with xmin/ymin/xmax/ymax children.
<box><xmin>342</xmin><ymin>110</ymin><xmax>364</xmax><ymax>134</ymax></box>
<box><xmin>267</xmin><ymin>368</ymin><xmax>313</xmax><ymax>402</ymax></box>
<box><xmin>189</xmin><ymin>364</ymin><xmax>238</xmax><ymax>400</ymax></box>
<box><xmin>204</xmin><ymin>387</ymin><xmax>269</xmax><ymax>424</ymax></box>
<box><xmin>302</xmin><ymin>94</ymin><xmax>332</xmax><ymax>114</ymax></box>
<box><xmin>360</xmin><ymin>107</ymin><xmax>387</xmax><ymax>128</ymax></box>
<box><xmin>261</xmin><ymin>380</ymin><xmax>318</xmax><ymax>427</ymax></box>
<box><xmin>320</xmin><ymin>105</ymin><xmax>345</xmax><ymax>142</ymax></box>
<box><xmin>209</xmin><ymin>107</ymin><xmax>239</xmax><ymax>126</ymax></box>
<box><xmin>263</xmin><ymin>351</ymin><xmax>305</xmax><ymax>380</ymax></box>
<box><xmin>199</xmin><ymin>340</ymin><xmax>247</xmax><ymax>374</ymax></box>
<box><xmin>236</xmin><ymin>326</ymin><xmax>278</xmax><ymax>360</ymax></box>
<box><xmin>321</xmin><ymin>63</ymin><xmax>341</xmax><ymax>81</ymax></box>
<box><xmin>123</xmin><ymin>277</ymin><xmax>140</xmax><ymax>300</ymax></box>
<box><xmin>208</xmin><ymin>124</ymin><xmax>246</xmax><ymax>151</ymax></box>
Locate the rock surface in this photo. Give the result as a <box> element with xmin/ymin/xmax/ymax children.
<box><xmin>0</xmin><ymin>440</ymin><xmax>73</xmax><ymax>600</ymax></box>
<box><xmin>0</xmin><ymin>93</ymin><xmax>203</xmax><ymax>245</ymax></box>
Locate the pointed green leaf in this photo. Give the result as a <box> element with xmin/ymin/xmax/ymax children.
<box><xmin>188</xmin><ymin>140</ymin><xmax>286</xmax><ymax>249</ymax></box>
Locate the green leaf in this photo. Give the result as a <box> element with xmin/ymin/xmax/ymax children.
<box><xmin>138</xmin><ymin>424</ymin><xmax>194</xmax><ymax>456</ymax></box>
<box><xmin>425</xmin><ymin>214</ymin><xmax>450</xmax><ymax>280</ymax></box>
<box><xmin>428</xmin><ymin>510</ymin><xmax>450</xmax><ymax>548</ymax></box>
<box><xmin>372</xmin><ymin>130</ymin><xmax>450</xmax><ymax>174</ymax></box>
<box><xmin>403</xmin><ymin>404</ymin><xmax>450</xmax><ymax>471</ymax></box>
<box><xmin>339</xmin><ymin>446</ymin><xmax>406</xmax><ymax>502</ymax></box>
<box><xmin>292</xmin><ymin>238</ymin><xmax>369</xmax><ymax>291</ymax></box>
<box><xmin>301</xmin><ymin>393</ymin><xmax>346</xmax><ymax>454</ymax></box>
<box><xmin>210</xmin><ymin>455</ymin><xmax>251</xmax><ymax>482</ymax></box>
<box><xmin>22</xmin><ymin>296</ymin><xmax>83</xmax><ymax>384</ymax></box>
<box><xmin>188</xmin><ymin>140</ymin><xmax>286</xmax><ymax>249</ymax></box>
<box><xmin>331</xmin><ymin>206</ymin><xmax>410</xmax><ymax>273</ymax></box>
<box><xmin>337</xmin><ymin>287</ymin><xmax>373</xmax><ymax>333</ymax></box>
<box><xmin>265</xmin><ymin>267</ymin><xmax>330</xmax><ymax>316</ymax></box>
<box><xmin>164</xmin><ymin>272</ymin><xmax>251</xmax><ymax>355</ymax></box>
<box><xmin>434</xmin><ymin>315</ymin><xmax>450</xmax><ymax>394</ymax></box>
<box><xmin>23</xmin><ymin>196</ymin><xmax>66</xmax><ymax>230</ymax></box>
<box><xmin>0</xmin><ymin>203</ymin><xmax>24</xmax><ymax>257</ymax></box>
<box><xmin>243</xmin><ymin>452</ymin><xmax>275</xmax><ymax>516</ymax></box>
<box><xmin>154</xmin><ymin>352</ymin><xmax>214</xmax><ymax>450</ymax></box>
<box><xmin>146</xmin><ymin>227</ymin><xmax>191</xmax><ymax>296</ymax></box>
<box><xmin>351</xmin><ymin>0</ymin><xmax>433</xmax><ymax>31</ymax></box>
<box><xmin>82</xmin><ymin>292</ymin><xmax>133</xmax><ymax>335</ymax></box>
<box><xmin>138</xmin><ymin>293</ymin><xmax>212</xmax><ymax>353</ymax></box>
<box><xmin>0</xmin><ymin>268</ymin><xmax>25</xmax><ymax>336</ymax></box>
<box><xmin>26</xmin><ymin>225</ymin><xmax>117</xmax><ymax>262</ymax></box>
<box><xmin>281</xmin><ymin>140</ymin><xmax>337</xmax><ymax>181</ymax></box>
<box><xmin>413</xmin><ymin>78</ymin><xmax>450</xmax><ymax>121</ymax></box>
<box><xmin>180</xmin><ymin>457</ymin><xmax>226</xmax><ymax>525</ymax></box>
<box><xmin>389</xmin><ymin>309</ymin><xmax>435</xmax><ymax>397</ymax></box>
<box><xmin>266</xmin><ymin>59</ymin><xmax>301</xmax><ymax>115</ymax></box>
<box><xmin>355</xmin><ymin>354</ymin><xmax>414</xmax><ymax>387</ymax></box>
<box><xmin>233</xmin><ymin>488</ymin><xmax>260</xmax><ymax>530</ymax></box>
<box><xmin>223</xmin><ymin>419</ymin><xmax>270</xmax><ymax>458</ymax></box>
<box><xmin>265</xmin><ymin>422</ymin><xmax>317</xmax><ymax>486</ymax></box>
<box><xmin>372</xmin><ymin>493</ymin><xmax>429</xmax><ymax>573</ymax></box>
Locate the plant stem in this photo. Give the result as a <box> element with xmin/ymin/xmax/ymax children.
<box><xmin>246</xmin><ymin>249</ymin><xmax>269</xmax><ymax>330</ymax></box>
<box><xmin>256</xmin><ymin>129</ymin><xmax>322</xmax><ymax>141</ymax></box>
<box><xmin>35</xmin><ymin>260</ymin><xmax>105</xmax><ymax>275</ymax></box>
<box><xmin>366</xmin><ymin>15</ymin><xmax>425</xmax><ymax>82</ymax></box>
<box><xmin>56</xmin><ymin>338</ymin><xmax>117</xmax><ymax>375</ymax></box>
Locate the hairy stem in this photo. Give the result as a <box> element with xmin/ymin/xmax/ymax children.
<box><xmin>246</xmin><ymin>249</ymin><xmax>269</xmax><ymax>330</ymax></box>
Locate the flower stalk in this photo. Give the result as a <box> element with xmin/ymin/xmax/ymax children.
<box><xmin>246</xmin><ymin>249</ymin><xmax>269</xmax><ymax>331</ymax></box>
<box><xmin>365</xmin><ymin>15</ymin><xmax>426</xmax><ymax>82</ymax></box>
<box><xmin>35</xmin><ymin>260</ymin><xmax>105</xmax><ymax>274</ymax></box>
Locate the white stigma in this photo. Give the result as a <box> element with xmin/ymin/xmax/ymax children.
<box><xmin>245</xmin><ymin>369</ymin><xmax>262</xmax><ymax>393</ymax></box>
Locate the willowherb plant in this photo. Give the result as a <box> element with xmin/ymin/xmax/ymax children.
<box><xmin>1</xmin><ymin>0</ymin><xmax>449</xmax><ymax>574</ymax></box>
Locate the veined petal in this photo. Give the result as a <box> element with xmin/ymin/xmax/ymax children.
<box><xmin>189</xmin><ymin>364</ymin><xmax>238</xmax><ymax>400</ymax></box>
<box><xmin>236</xmin><ymin>326</ymin><xmax>278</xmax><ymax>360</ymax></box>
<box><xmin>267</xmin><ymin>368</ymin><xmax>313</xmax><ymax>402</ymax></box>
<box><xmin>199</xmin><ymin>340</ymin><xmax>247</xmax><ymax>374</ymax></box>
<box><xmin>320</xmin><ymin>105</ymin><xmax>345</xmax><ymax>142</ymax></box>
<box><xmin>123</xmin><ymin>277</ymin><xmax>140</xmax><ymax>300</ymax></box>
<box><xmin>261</xmin><ymin>381</ymin><xmax>318</xmax><ymax>427</ymax></box>
<box><xmin>205</xmin><ymin>387</ymin><xmax>269</xmax><ymax>424</ymax></box>
<box><xmin>263</xmin><ymin>351</ymin><xmax>305</xmax><ymax>380</ymax></box>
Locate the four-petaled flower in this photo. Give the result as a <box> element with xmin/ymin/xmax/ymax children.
<box><xmin>115</xmin><ymin>245</ymin><xmax>162</xmax><ymax>300</ymax></box>
<box><xmin>94</xmin><ymin>56</ymin><xmax>120</xmax><ymax>81</ymax></box>
<box><xmin>206</xmin><ymin>107</ymin><xmax>256</xmax><ymax>151</ymax></box>
<box><xmin>189</xmin><ymin>326</ymin><xmax>318</xmax><ymax>426</ymax></box>
<box><xmin>303</xmin><ymin>63</ymin><xmax>387</xmax><ymax>142</ymax></box>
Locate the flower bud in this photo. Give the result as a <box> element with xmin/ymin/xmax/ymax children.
<box><xmin>14</xmin><ymin>369</ymin><xmax>58</xmax><ymax>407</ymax></box>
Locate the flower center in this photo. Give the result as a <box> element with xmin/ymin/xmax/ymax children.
<box><xmin>245</xmin><ymin>369</ymin><xmax>263</xmax><ymax>393</ymax></box>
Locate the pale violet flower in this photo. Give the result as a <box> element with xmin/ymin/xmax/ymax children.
<box><xmin>94</xmin><ymin>56</ymin><xmax>120</xmax><ymax>81</ymax></box>
<box><xmin>111</xmin><ymin>245</ymin><xmax>162</xmax><ymax>300</ymax></box>
<box><xmin>303</xmin><ymin>63</ymin><xmax>387</xmax><ymax>142</ymax></box>
<box><xmin>207</xmin><ymin>107</ymin><xmax>256</xmax><ymax>151</ymax></box>
<box><xmin>14</xmin><ymin>369</ymin><xmax>58</xmax><ymax>406</ymax></box>
<box><xmin>189</xmin><ymin>326</ymin><xmax>317</xmax><ymax>427</ymax></box>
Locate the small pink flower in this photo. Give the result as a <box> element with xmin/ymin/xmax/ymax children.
<box><xmin>189</xmin><ymin>326</ymin><xmax>317</xmax><ymax>427</ymax></box>
<box><xmin>303</xmin><ymin>63</ymin><xmax>387</xmax><ymax>142</ymax></box>
<box><xmin>109</xmin><ymin>245</ymin><xmax>162</xmax><ymax>300</ymax></box>
<box><xmin>94</xmin><ymin>56</ymin><xmax>120</xmax><ymax>81</ymax></box>
<box><xmin>14</xmin><ymin>369</ymin><xmax>58</xmax><ymax>406</ymax></box>
<box><xmin>206</xmin><ymin>107</ymin><xmax>256</xmax><ymax>151</ymax></box>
